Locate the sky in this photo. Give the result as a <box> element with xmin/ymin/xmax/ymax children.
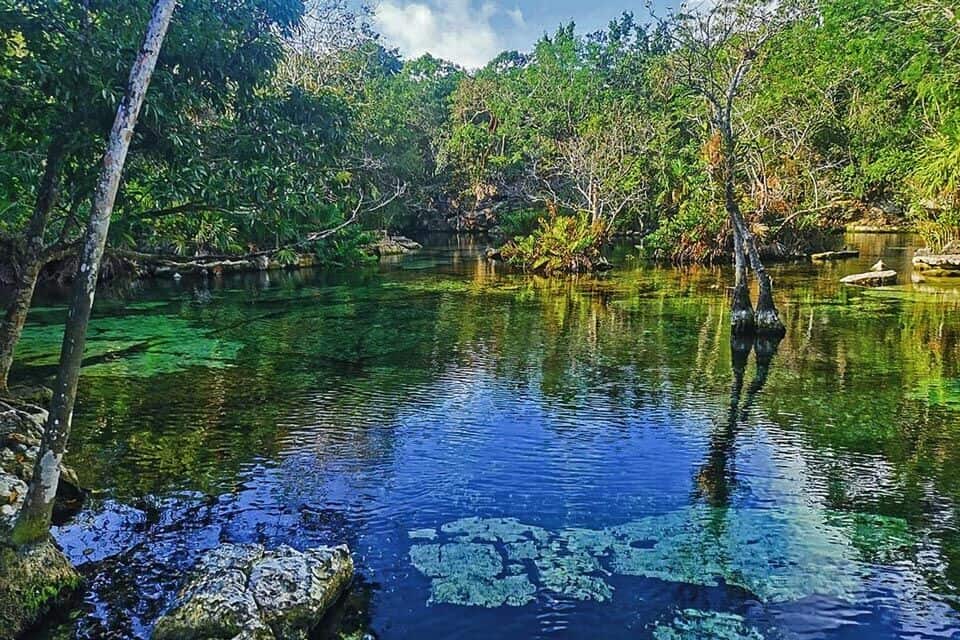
<box><xmin>371</xmin><ymin>0</ymin><xmax>673</xmax><ymax>69</ymax></box>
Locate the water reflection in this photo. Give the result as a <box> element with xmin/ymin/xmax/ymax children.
<box><xmin>697</xmin><ymin>335</ymin><xmax>783</xmax><ymax>507</ymax></box>
<box><xmin>8</xmin><ymin>232</ymin><xmax>960</xmax><ymax>638</ymax></box>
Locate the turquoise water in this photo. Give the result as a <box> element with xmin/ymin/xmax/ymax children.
<box><xmin>10</xmin><ymin>234</ymin><xmax>960</xmax><ymax>639</ymax></box>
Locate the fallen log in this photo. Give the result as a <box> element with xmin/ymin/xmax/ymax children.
<box><xmin>811</xmin><ymin>250</ymin><xmax>859</xmax><ymax>261</ymax></box>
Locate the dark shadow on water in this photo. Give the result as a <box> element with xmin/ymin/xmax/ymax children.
<box><xmin>696</xmin><ymin>334</ymin><xmax>783</xmax><ymax>508</ymax></box>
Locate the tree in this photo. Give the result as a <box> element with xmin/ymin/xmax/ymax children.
<box><xmin>10</xmin><ymin>0</ymin><xmax>178</xmax><ymax>545</ymax></box>
<box><xmin>659</xmin><ymin>0</ymin><xmax>804</xmax><ymax>335</ymax></box>
<box><xmin>0</xmin><ymin>0</ymin><xmax>307</xmax><ymax>391</ymax></box>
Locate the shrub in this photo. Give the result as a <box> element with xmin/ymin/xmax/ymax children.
<box><xmin>500</xmin><ymin>212</ymin><xmax>606</xmax><ymax>274</ymax></box>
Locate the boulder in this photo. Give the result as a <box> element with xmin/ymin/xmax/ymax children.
<box><xmin>0</xmin><ymin>541</ymin><xmax>81</xmax><ymax>640</ymax></box>
<box><xmin>154</xmin><ymin>543</ymin><xmax>354</xmax><ymax>640</ymax></box>
<box><xmin>840</xmin><ymin>270</ymin><xmax>898</xmax><ymax>287</ymax></box>
<box><xmin>0</xmin><ymin>400</ymin><xmax>85</xmax><ymax>639</ymax></box>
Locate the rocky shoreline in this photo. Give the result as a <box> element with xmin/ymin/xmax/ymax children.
<box><xmin>0</xmin><ymin>397</ymin><xmax>84</xmax><ymax>640</ymax></box>
<box><xmin>913</xmin><ymin>252</ymin><xmax>960</xmax><ymax>279</ymax></box>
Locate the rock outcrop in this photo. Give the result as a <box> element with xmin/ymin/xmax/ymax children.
<box><xmin>365</xmin><ymin>231</ymin><xmax>422</xmax><ymax>257</ymax></box>
<box><xmin>0</xmin><ymin>399</ymin><xmax>83</xmax><ymax>640</ymax></box>
<box><xmin>0</xmin><ymin>400</ymin><xmax>83</xmax><ymax>532</ymax></box>
<box><xmin>811</xmin><ymin>250</ymin><xmax>859</xmax><ymax>261</ymax></box>
<box><xmin>153</xmin><ymin>543</ymin><xmax>354</xmax><ymax>640</ymax></box>
<box><xmin>0</xmin><ymin>540</ymin><xmax>81</xmax><ymax>640</ymax></box>
<box><xmin>840</xmin><ymin>270</ymin><xmax>897</xmax><ymax>287</ymax></box>
<box><xmin>913</xmin><ymin>253</ymin><xmax>960</xmax><ymax>278</ymax></box>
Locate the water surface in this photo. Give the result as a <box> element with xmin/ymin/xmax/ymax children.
<box><xmin>11</xmin><ymin>234</ymin><xmax>960</xmax><ymax>639</ymax></box>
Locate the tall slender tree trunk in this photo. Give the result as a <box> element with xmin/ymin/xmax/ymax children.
<box><xmin>10</xmin><ymin>0</ymin><xmax>177</xmax><ymax>546</ymax></box>
<box><xmin>719</xmin><ymin>126</ymin><xmax>785</xmax><ymax>336</ymax></box>
<box><xmin>0</xmin><ymin>141</ymin><xmax>66</xmax><ymax>393</ymax></box>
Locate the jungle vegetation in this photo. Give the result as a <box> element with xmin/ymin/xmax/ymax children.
<box><xmin>0</xmin><ymin>0</ymin><xmax>959</xmax><ymax>378</ymax></box>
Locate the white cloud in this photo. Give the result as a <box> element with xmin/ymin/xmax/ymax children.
<box><xmin>374</xmin><ymin>0</ymin><xmax>518</xmax><ymax>69</ymax></box>
<box><xmin>506</xmin><ymin>7</ymin><xmax>525</xmax><ymax>27</ymax></box>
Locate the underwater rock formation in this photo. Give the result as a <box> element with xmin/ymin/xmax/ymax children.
<box><xmin>652</xmin><ymin>609</ymin><xmax>764</xmax><ymax>640</ymax></box>
<box><xmin>408</xmin><ymin>507</ymin><xmax>915</xmax><ymax>608</ymax></box>
<box><xmin>153</xmin><ymin>543</ymin><xmax>354</xmax><ymax>640</ymax></box>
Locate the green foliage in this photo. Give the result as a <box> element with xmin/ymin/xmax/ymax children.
<box><xmin>500</xmin><ymin>213</ymin><xmax>605</xmax><ymax>274</ymax></box>
<box><xmin>313</xmin><ymin>227</ymin><xmax>377</xmax><ymax>267</ymax></box>
<box><xmin>497</xmin><ymin>208</ymin><xmax>543</xmax><ymax>237</ymax></box>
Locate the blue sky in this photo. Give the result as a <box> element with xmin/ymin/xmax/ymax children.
<box><xmin>372</xmin><ymin>0</ymin><xmax>674</xmax><ymax>69</ymax></box>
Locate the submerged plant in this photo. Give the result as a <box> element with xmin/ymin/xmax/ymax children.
<box><xmin>16</xmin><ymin>315</ymin><xmax>240</xmax><ymax>377</ymax></box>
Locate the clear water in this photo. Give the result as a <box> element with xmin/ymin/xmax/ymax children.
<box><xmin>10</xmin><ymin>234</ymin><xmax>960</xmax><ymax>639</ymax></box>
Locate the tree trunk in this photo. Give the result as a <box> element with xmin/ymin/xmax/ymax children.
<box><xmin>0</xmin><ymin>260</ymin><xmax>43</xmax><ymax>393</ymax></box>
<box><xmin>720</xmin><ymin>125</ymin><xmax>785</xmax><ymax>336</ymax></box>
<box><xmin>10</xmin><ymin>0</ymin><xmax>177</xmax><ymax>546</ymax></box>
<box><xmin>730</xmin><ymin>227</ymin><xmax>754</xmax><ymax>335</ymax></box>
<box><xmin>0</xmin><ymin>141</ymin><xmax>66</xmax><ymax>393</ymax></box>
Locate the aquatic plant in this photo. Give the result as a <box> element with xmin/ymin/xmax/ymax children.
<box><xmin>16</xmin><ymin>315</ymin><xmax>240</xmax><ymax>377</ymax></box>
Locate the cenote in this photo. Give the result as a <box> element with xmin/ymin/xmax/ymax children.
<box><xmin>9</xmin><ymin>234</ymin><xmax>960</xmax><ymax>639</ymax></box>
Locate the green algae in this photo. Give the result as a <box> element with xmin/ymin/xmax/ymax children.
<box><xmin>16</xmin><ymin>315</ymin><xmax>241</xmax><ymax>377</ymax></box>
<box><xmin>652</xmin><ymin>610</ymin><xmax>764</xmax><ymax>640</ymax></box>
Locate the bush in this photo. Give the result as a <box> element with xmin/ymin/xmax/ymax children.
<box><xmin>314</xmin><ymin>227</ymin><xmax>378</xmax><ymax>267</ymax></box>
<box><xmin>500</xmin><ymin>213</ymin><xmax>606</xmax><ymax>274</ymax></box>
<box><xmin>642</xmin><ymin>198</ymin><xmax>728</xmax><ymax>264</ymax></box>
<box><xmin>498</xmin><ymin>208</ymin><xmax>543</xmax><ymax>237</ymax></box>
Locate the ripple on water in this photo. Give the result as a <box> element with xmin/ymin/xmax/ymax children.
<box><xmin>26</xmin><ymin>239</ymin><xmax>960</xmax><ymax>639</ymax></box>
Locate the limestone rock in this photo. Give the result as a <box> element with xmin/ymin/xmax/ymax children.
<box><xmin>154</xmin><ymin>543</ymin><xmax>354</xmax><ymax>640</ymax></box>
<box><xmin>912</xmin><ymin>254</ymin><xmax>960</xmax><ymax>277</ymax></box>
<box><xmin>840</xmin><ymin>270</ymin><xmax>897</xmax><ymax>287</ymax></box>
<box><xmin>366</xmin><ymin>231</ymin><xmax>422</xmax><ymax>257</ymax></box>
<box><xmin>1</xmin><ymin>385</ymin><xmax>53</xmax><ymax>406</ymax></box>
<box><xmin>811</xmin><ymin>250</ymin><xmax>859</xmax><ymax>261</ymax></box>
<box><xmin>0</xmin><ymin>541</ymin><xmax>81</xmax><ymax>640</ymax></box>
<box><xmin>0</xmin><ymin>401</ymin><xmax>83</xmax><ymax>534</ymax></box>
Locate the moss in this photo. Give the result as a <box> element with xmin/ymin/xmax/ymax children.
<box><xmin>0</xmin><ymin>541</ymin><xmax>81</xmax><ymax>640</ymax></box>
